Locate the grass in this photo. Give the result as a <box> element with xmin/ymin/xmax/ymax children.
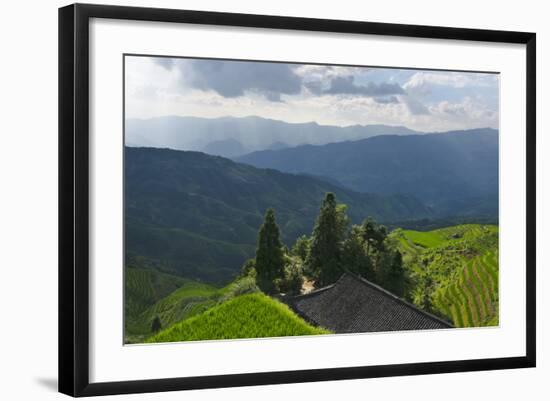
<box><xmin>401</xmin><ymin>230</ymin><xmax>446</xmax><ymax>248</ymax></box>
<box><xmin>146</xmin><ymin>292</ymin><xmax>330</xmax><ymax>343</ymax></box>
<box><xmin>393</xmin><ymin>224</ymin><xmax>499</xmax><ymax>328</ymax></box>
<box><xmin>125</xmin><ymin>271</ymin><xmax>261</xmax><ymax>343</ymax></box>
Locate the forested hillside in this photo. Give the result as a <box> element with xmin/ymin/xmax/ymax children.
<box><xmin>125</xmin><ymin>147</ymin><xmax>432</xmax><ymax>283</ymax></box>
<box><xmin>237</xmin><ymin>129</ymin><xmax>498</xmax><ymax>218</ymax></box>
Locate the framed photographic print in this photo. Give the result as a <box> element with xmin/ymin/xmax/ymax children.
<box><xmin>58</xmin><ymin>3</ymin><xmax>536</xmax><ymax>397</ymax></box>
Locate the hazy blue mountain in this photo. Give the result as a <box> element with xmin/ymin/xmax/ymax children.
<box><xmin>202</xmin><ymin>138</ymin><xmax>247</xmax><ymax>158</ymax></box>
<box><xmin>125</xmin><ymin>115</ymin><xmax>421</xmax><ymax>155</ymax></box>
<box><xmin>125</xmin><ymin>147</ymin><xmax>432</xmax><ymax>283</ymax></box>
<box><xmin>267</xmin><ymin>141</ymin><xmax>289</xmax><ymax>151</ymax></box>
<box><xmin>236</xmin><ymin>128</ymin><xmax>499</xmax><ymax>218</ymax></box>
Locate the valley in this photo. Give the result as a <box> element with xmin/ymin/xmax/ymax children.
<box><xmin>125</xmin><ymin>146</ymin><xmax>432</xmax><ymax>283</ymax></box>
<box><xmin>124</xmin><ymin>130</ymin><xmax>499</xmax><ymax>343</ymax></box>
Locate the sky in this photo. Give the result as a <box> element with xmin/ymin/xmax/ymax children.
<box><xmin>125</xmin><ymin>56</ymin><xmax>499</xmax><ymax>132</ymax></box>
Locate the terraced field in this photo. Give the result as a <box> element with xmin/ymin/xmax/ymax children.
<box><xmin>125</xmin><ymin>267</ymin><xmax>259</xmax><ymax>343</ymax></box>
<box><xmin>393</xmin><ymin>224</ymin><xmax>499</xmax><ymax>328</ymax></box>
<box><xmin>125</xmin><ymin>267</ymin><xmax>188</xmax><ymax>320</ymax></box>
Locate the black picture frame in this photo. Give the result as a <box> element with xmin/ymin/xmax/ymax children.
<box><xmin>59</xmin><ymin>3</ymin><xmax>536</xmax><ymax>397</ymax></box>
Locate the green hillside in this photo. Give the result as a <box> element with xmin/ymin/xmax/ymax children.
<box><xmin>126</xmin><ymin>279</ymin><xmax>218</xmax><ymax>341</ymax></box>
<box><xmin>393</xmin><ymin>224</ymin><xmax>499</xmax><ymax>327</ymax></box>
<box><xmin>146</xmin><ymin>293</ymin><xmax>330</xmax><ymax>343</ymax></box>
<box><xmin>125</xmin><ymin>266</ymin><xmax>188</xmax><ymax>319</ymax></box>
<box><xmin>126</xmin><ymin>219</ymin><xmax>254</xmax><ymax>285</ymax></box>
<box><xmin>125</xmin><ymin>146</ymin><xmax>432</xmax><ymax>283</ymax></box>
<box><xmin>125</xmin><ymin>267</ymin><xmax>260</xmax><ymax>343</ymax></box>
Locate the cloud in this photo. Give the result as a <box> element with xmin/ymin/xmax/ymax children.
<box><xmin>404</xmin><ymin>71</ymin><xmax>498</xmax><ymax>96</ymax></box>
<box><xmin>155</xmin><ymin>58</ymin><xmax>405</xmax><ymax>102</ymax></box>
<box><xmin>319</xmin><ymin>76</ymin><xmax>405</xmax><ymax>97</ymax></box>
<box><xmin>373</xmin><ymin>95</ymin><xmax>400</xmax><ymax>104</ymax></box>
<box><xmin>400</xmin><ymin>71</ymin><xmax>498</xmax><ymax>117</ymax></box>
<box><xmin>401</xmin><ymin>96</ymin><xmax>431</xmax><ymax>115</ymax></box>
<box><xmin>154</xmin><ymin>57</ymin><xmax>176</xmax><ymax>70</ymax></box>
<box><xmin>294</xmin><ymin>65</ymin><xmax>370</xmax><ymax>81</ymax></box>
<box><xmin>127</xmin><ymin>56</ymin><xmax>498</xmax><ymax>132</ymax></box>
<box><xmin>156</xmin><ymin>58</ymin><xmax>302</xmax><ymax>101</ymax></box>
<box><xmin>429</xmin><ymin>97</ymin><xmax>497</xmax><ymax>122</ymax></box>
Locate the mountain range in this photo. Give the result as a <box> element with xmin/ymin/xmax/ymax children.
<box><xmin>125</xmin><ymin>146</ymin><xmax>432</xmax><ymax>283</ymax></box>
<box><xmin>236</xmin><ymin>128</ymin><xmax>499</xmax><ymax>217</ymax></box>
<box><xmin>125</xmin><ymin>115</ymin><xmax>421</xmax><ymax>157</ymax></box>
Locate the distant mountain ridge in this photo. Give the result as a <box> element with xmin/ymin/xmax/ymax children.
<box><xmin>236</xmin><ymin>128</ymin><xmax>499</xmax><ymax>218</ymax></box>
<box><xmin>125</xmin><ymin>147</ymin><xmax>432</xmax><ymax>283</ymax></box>
<box><xmin>125</xmin><ymin>115</ymin><xmax>421</xmax><ymax>158</ymax></box>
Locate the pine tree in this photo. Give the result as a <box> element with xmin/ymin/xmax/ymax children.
<box><xmin>307</xmin><ymin>193</ymin><xmax>344</xmax><ymax>287</ymax></box>
<box><xmin>255</xmin><ymin>208</ymin><xmax>285</xmax><ymax>294</ymax></box>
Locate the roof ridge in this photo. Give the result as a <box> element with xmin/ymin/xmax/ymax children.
<box><xmin>285</xmin><ymin>282</ymin><xmax>336</xmax><ymax>301</ymax></box>
<box><xmin>342</xmin><ymin>271</ymin><xmax>453</xmax><ymax>327</ymax></box>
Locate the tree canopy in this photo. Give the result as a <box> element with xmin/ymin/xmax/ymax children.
<box><xmin>251</xmin><ymin>194</ymin><xmax>407</xmax><ymax>299</ymax></box>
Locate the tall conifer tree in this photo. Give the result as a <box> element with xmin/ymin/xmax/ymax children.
<box><xmin>255</xmin><ymin>208</ymin><xmax>285</xmax><ymax>293</ymax></box>
<box><xmin>307</xmin><ymin>193</ymin><xmax>343</xmax><ymax>287</ymax></box>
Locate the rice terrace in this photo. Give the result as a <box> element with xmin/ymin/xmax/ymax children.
<box><xmin>123</xmin><ymin>56</ymin><xmax>500</xmax><ymax>344</ymax></box>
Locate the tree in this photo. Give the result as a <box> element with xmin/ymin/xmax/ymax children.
<box><xmin>342</xmin><ymin>225</ymin><xmax>374</xmax><ymax>280</ymax></box>
<box><xmin>362</xmin><ymin>217</ymin><xmax>387</xmax><ymax>256</ymax></box>
<box><xmin>151</xmin><ymin>315</ymin><xmax>162</xmax><ymax>333</ymax></box>
<box><xmin>413</xmin><ymin>272</ymin><xmax>434</xmax><ymax>312</ymax></box>
<box><xmin>238</xmin><ymin>258</ymin><xmax>256</xmax><ymax>279</ymax></box>
<box><xmin>307</xmin><ymin>193</ymin><xmax>344</xmax><ymax>287</ymax></box>
<box><xmin>291</xmin><ymin>235</ymin><xmax>310</xmax><ymax>262</ymax></box>
<box><xmin>379</xmin><ymin>250</ymin><xmax>405</xmax><ymax>296</ymax></box>
<box><xmin>255</xmin><ymin>208</ymin><xmax>285</xmax><ymax>294</ymax></box>
<box><xmin>335</xmin><ymin>204</ymin><xmax>351</xmax><ymax>237</ymax></box>
<box><xmin>362</xmin><ymin>218</ymin><xmax>376</xmax><ymax>257</ymax></box>
<box><xmin>276</xmin><ymin>255</ymin><xmax>304</xmax><ymax>295</ymax></box>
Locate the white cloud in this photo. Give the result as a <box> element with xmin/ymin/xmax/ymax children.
<box><xmin>293</xmin><ymin>65</ymin><xmax>369</xmax><ymax>80</ymax></box>
<box><xmin>404</xmin><ymin>71</ymin><xmax>498</xmax><ymax>95</ymax></box>
<box><xmin>125</xmin><ymin>56</ymin><xmax>499</xmax><ymax>132</ymax></box>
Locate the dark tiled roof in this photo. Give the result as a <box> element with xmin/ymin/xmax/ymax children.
<box><xmin>285</xmin><ymin>273</ymin><xmax>452</xmax><ymax>333</ymax></box>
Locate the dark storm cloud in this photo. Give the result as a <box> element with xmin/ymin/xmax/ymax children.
<box><xmin>155</xmin><ymin>58</ymin><xmax>409</xmax><ymax>103</ymax></box>
<box><xmin>156</xmin><ymin>58</ymin><xmax>302</xmax><ymax>100</ymax></box>
<box><xmin>323</xmin><ymin>76</ymin><xmax>405</xmax><ymax>96</ymax></box>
